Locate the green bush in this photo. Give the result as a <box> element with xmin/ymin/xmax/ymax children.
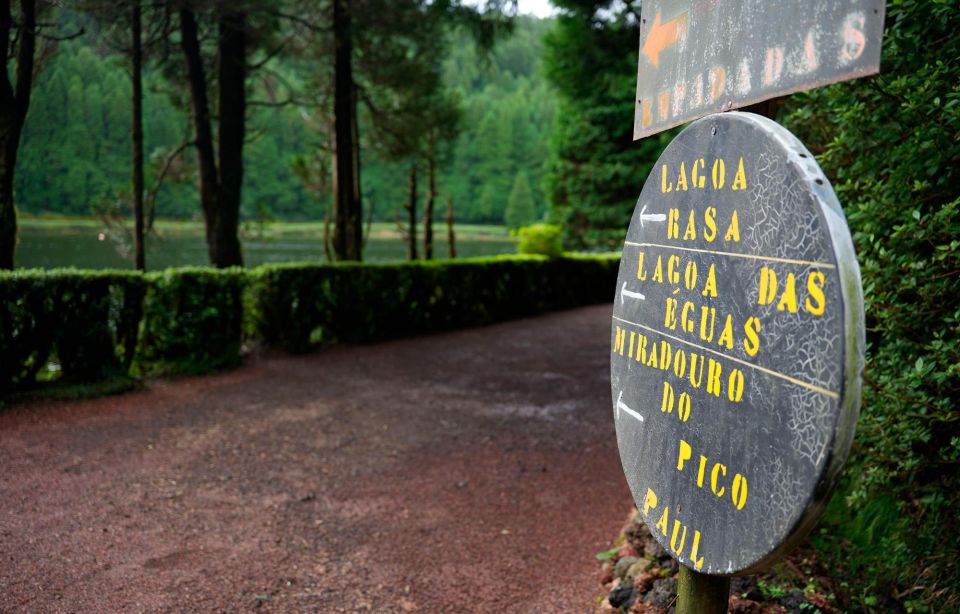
<box><xmin>1</xmin><ymin>255</ymin><xmax>620</xmax><ymax>397</ymax></box>
<box><xmin>136</xmin><ymin>268</ymin><xmax>246</xmax><ymax>375</ymax></box>
<box><xmin>783</xmin><ymin>1</ymin><xmax>960</xmax><ymax>610</ymax></box>
<box><xmin>517</xmin><ymin>223</ymin><xmax>564</xmax><ymax>257</ymax></box>
<box><xmin>249</xmin><ymin>254</ymin><xmax>619</xmax><ymax>353</ymax></box>
<box><xmin>0</xmin><ymin>269</ymin><xmax>144</xmax><ymax>393</ymax></box>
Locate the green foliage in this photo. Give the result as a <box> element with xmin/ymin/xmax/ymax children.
<box><xmin>1</xmin><ymin>256</ymin><xmax>618</xmax><ymax>396</ymax></box>
<box><xmin>783</xmin><ymin>1</ymin><xmax>960</xmax><ymax>609</ymax></box>
<box><xmin>136</xmin><ymin>268</ymin><xmax>246</xmax><ymax>375</ymax></box>
<box><xmin>542</xmin><ymin>1</ymin><xmax>673</xmax><ymax>249</ymax></box>
<box><xmin>248</xmin><ymin>254</ymin><xmax>618</xmax><ymax>353</ymax></box>
<box><xmin>516</xmin><ymin>223</ymin><xmax>563</xmax><ymax>257</ymax></box>
<box><xmin>505</xmin><ymin>171</ymin><xmax>537</xmax><ymax>228</ymax></box>
<box><xmin>0</xmin><ymin>269</ymin><xmax>144</xmax><ymax>393</ymax></box>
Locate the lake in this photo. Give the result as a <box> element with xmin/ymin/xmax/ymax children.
<box><xmin>16</xmin><ymin>220</ymin><xmax>518</xmax><ymax>270</ymax></box>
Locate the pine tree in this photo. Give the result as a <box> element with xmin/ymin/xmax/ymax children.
<box><xmin>504</xmin><ymin>171</ymin><xmax>535</xmax><ymax>229</ymax></box>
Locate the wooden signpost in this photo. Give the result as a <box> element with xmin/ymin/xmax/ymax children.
<box><xmin>634</xmin><ymin>0</ymin><xmax>885</xmax><ymax>139</ymax></box>
<box><xmin>615</xmin><ymin>1</ymin><xmax>880</xmax><ymax>611</ymax></box>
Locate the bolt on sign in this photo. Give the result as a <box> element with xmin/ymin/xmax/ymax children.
<box><xmin>611</xmin><ymin>112</ymin><xmax>865</xmax><ymax>574</ymax></box>
<box><xmin>634</xmin><ymin>0</ymin><xmax>886</xmax><ymax>139</ymax></box>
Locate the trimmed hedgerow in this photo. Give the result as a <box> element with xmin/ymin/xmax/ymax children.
<box><xmin>0</xmin><ymin>269</ymin><xmax>144</xmax><ymax>393</ymax></box>
<box><xmin>135</xmin><ymin>267</ymin><xmax>246</xmax><ymax>375</ymax></box>
<box><xmin>0</xmin><ymin>254</ymin><xmax>619</xmax><ymax>395</ymax></box>
<box><xmin>248</xmin><ymin>254</ymin><xmax>620</xmax><ymax>353</ymax></box>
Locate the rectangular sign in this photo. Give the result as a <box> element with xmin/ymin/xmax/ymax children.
<box><xmin>634</xmin><ymin>0</ymin><xmax>886</xmax><ymax>139</ymax></box>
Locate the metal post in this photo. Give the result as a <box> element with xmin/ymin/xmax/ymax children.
<box><xmin>677</xmin><ymin>566</ymin><xmax>730</xmax><ymax>614</ymax></box>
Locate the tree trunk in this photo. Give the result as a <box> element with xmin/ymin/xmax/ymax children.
<box><xmin>405</xmin><ymin>164</ymin><xmax>417</xmax><ymax>260</ymax></box>
<box><xmin>179</xmin><ymin>8</ymin><xmax>221</xmax><ymax>266</ymax></box>
<box><xmin>446</xmin><ymin>195</ymin><xmax>456</xmax><ymax>259</ymax></box>
<box><xmin>0</xmin><ymin>0</ymin><xmax>36</xmax><ymax>270</ymax></box>
<box><xmin>131</xmin><ymin>0</ymin><xmax>145</xmax><ymax>271</ymax></box>
<box><xmin>423</xmin><ymin>151</ymin><xmax>435</xmax><ymax>260</ymax></box>
<box><xmin>332</xmin><ymin>0</ymin><xmax>362</xmax><ymax>261</ymax></box>
<box><xmin>214</xmin><ymin>7</ymin><xmax>245</xmax><ymax>267</ymax></box>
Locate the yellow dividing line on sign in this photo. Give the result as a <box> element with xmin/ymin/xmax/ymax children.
<box><xmin>623</xmin><ymin>241</ymin><xmax>836</xmax><ymax>269</ymax></box>
<box><xmin>611</xmin><ymin>314</ymin><xmax>840</xmax><ymax>400</ymax></box>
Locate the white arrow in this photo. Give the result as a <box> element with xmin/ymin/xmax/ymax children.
<box><xmin>620</xmin><ymin>281</ymin><xmax>646</xmax><ymax>305</ymax></box>
<box><xmin>639</xmin><ymin>204</ymin><xmax>666</xmax><ymax>227</ymax></box>
<box><xmin>616</xmin><ymin>390</ymin><xmax>644</xmax><ymax>423</ymax></box>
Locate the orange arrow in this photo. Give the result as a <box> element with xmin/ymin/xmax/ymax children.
<box><xmin>642</xmin><ymin>10</ymin><xmax>688</xmax><ymax>67</ymax></box>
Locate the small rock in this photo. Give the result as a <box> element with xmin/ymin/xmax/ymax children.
<box><xmin>729</xmin><ymin>593</ymin><xmax>763</xmax><ymax>614</ymax></box>
<box><xmin>778</xmin><ymin>589</ymin><xmax>807</xmax><ymax>613</ymax></box>
<box><xmin>609</xmin><ymin>582</ymin><xmax>637</xmax><ymax>610</ymax></box>
<box><xmin>456</xmin><ymin>480</ymin><xmax>468</xmax><ymax>489</ymax></box>
<box><xmin>617</xmin><ymin>542</ymin><xmax>640</xmax><ymax>559</ymax></box>
<box><xmin>615</xmin><ymin>556</ymin><xmax>639</xmax><ymax>580</ymax></box>
<box><xmin>643</xmin><ymin>577</ymin><xmax>678</xmax><ymax>611</ymax></box>
<box><xmin>633</xmin><ymin>570</ymin><xmax>657</xmax><ymax>593</ymax></box>
<box><xmin>626</xmin><ymin>558</ymin><xmax>654</xmax><ymax>581</ymax></box>
<box><xmin>599</xmin><ymin>561</ymin><xmax>615</xmax><ymax>585</ymax></box>
<box><xmin>731</xmin><ymin>576</ymin><xmax>762</xmax><ymax>602</ymax></box>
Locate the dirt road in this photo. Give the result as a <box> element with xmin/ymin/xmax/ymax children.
<box><xmin>1</xmin><ymin>305</ymin><xmax>632</xmax><ymax>613</ymax></box>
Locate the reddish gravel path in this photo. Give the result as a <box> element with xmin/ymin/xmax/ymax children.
<box><xmin>1</xmin><ymin>305</ymin><xmax>632</xmax><ymax>613</ymax></box>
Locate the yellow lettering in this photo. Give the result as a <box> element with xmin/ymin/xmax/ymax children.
<box><xmin>805</xmin><ymin>271</ymin><xmax>825</xmax><ymax>316</ymax></box>
<box><xmin>636</xmin><ymin>334</ymin><xmax>648</xmax><ymax>363</ymax></box>
<box><xmin>683</xmin><ymin>210</ymin><xmax>697</xmax><ymax>240</ymax></box>
<box><xmin>711</xmin><ymin>463</ymin><xmax>727</xmax><ymax>497</ymax></box>
<box><xmin>743</xmin><ymin>316</ymin><xmax>761</xmax><ymax>356</ymax></box>
<box><xmin>665</xmin><ymin>297</ymin><xmax>678</xmax><ymax>330</ymax></box>
<box><xmin>728</xmin><ymin>369</ymin><xmax>744</xmax><ymax>403</ymax></box>
<box><xmin>684</xmin><ymin>261</ymin><xmax>697</xmax><ymax>290</ymax></box>
<box><xmin>659</xmin><ymin>341</ymin><xmax>672</xmax><ymax>371</ymax></box>
<box><xmin>706</xmin><ymin>359</ymin><xmax>722</xmax><ymax>397</ymax></box>
<box><xmin>656</xmin><ymin>506</ymin><xmax>669</xmax><ymax>536</ymax></box>
<box><xmin>689</xmin><ymin>354</ymin><xmax>704</xmax><ymax>388</ymax></box>
<box><xmin>689</xmin><ymin>530</ymin><xmax>705</xmax><ymax>570</ymax></box>
<box><xmin>643</xmin><ymin>487</ymin><xmax>658</xmax><ymax>516</ymax></box>
<box><xmin>676</xmin><ymin>162</ymin><xmax>688</xmax><ymax>191</ymax></box>
<box><xmin>724</xmin><ymin>210</ymin><xmax>740</xmax><ymax>241</ymax></box>
<box><xmin>661</xmin><ymin>164</ymin><xmax>673</xmax><ymax>193</ymax></box>
<box><xmin>652</xmin><ymin>255</ymin><xmax>664</xmax><ymax>283</ymax></box>
<box><xmin>671</xmin><ymin>520</ymin><xmax>687</xmax><ymax>554</ymax></box>
<box><xmin>646</xmin><ymin>342</ymin><xmax>659</xmax><ymax>369</ymax></box>
<box><xmin>711</xmin><ymin>159</ymin><xmax>725</xmax><ymax>189</ymax></box>
<box><xmin>637</xmin><ymin>251</ymin><xmax>647</xmax><ymax>281</ymax></box>
<box><xmin>703</xmin><ymin>207</ymin><xmax>717</xmax><ymax>242</ymax></box>
<box><xmin>691</xmin><ymin>159</ymin><xmax>705</xmax><ymax>188</ymax></box>
<box><xmin>678</xmin><ymin>392</ymin><xmax>691</xmax><ymax>422</ymax></box>
<box><xmin>717</xmin><ymin>314</ymin><xmax>735</xmax><ymax>350</ymax></box>
<box><xmin>677</xmin><ymin>439</ymin><xmax>692</xmax><ymax>471</ymax></box>
<box><xmin>696</xmin><ymin>455</ymin><xmax>707</xmax><ymax>488</ymax></box>
<box><xmin>681</xmin><ymin>301</ymin><xmax>695</xmax><ymax>333</ymax></box>
<box><xmin>614</xmin><ymin>327</ymin><xmax>625</xmax><ymax>354</ymax></box>
<box><xmin>702</xmin><ymin>264</ymin><xmax>718</xmax><ymax>298</ymax></box>
<box><xmin>668</xmin><ymin>208</ymin><xmax>680</xmax><ymax>239</ymax></box>
<box><xmin>758</xmin><ymin>267</ymin><xmax>777</xmax><ymax>305</ymax></box>
<box><xmin>673</xmin><ymin>349</ymin><xmax>687</xmax><ymax>379</ymax></box>
<box><xmin>668</xmin><ymin>255</ymin><xmax>681</xmax><ymax>285</ymax></box>
<box><xmin>662</xmin><ymin>381</ymin><xmax>675</xmax><ymax>415</ymax></box>
<box><xmin>732</xmin><ymin>474</ymin><xmax>748</xmax><ymax>510</ymax></box>
<box><xmin>699</xmin><ymin>306</ymin><xmax>717</xmax><ymax>342</ymax></box>
<box><xmin>628</xmin><ymin>330</ymin><xmax>636</xmax><ymax>359</ymax></box>
<box><xmin>731</xmin><ymin>157</ymin><xmax>747</xmax><ymax>190</ymax></box>
<box><xmin>777</xmin><ymin>272</ymin><xmax>798</xmax><ymax>313</ymax></box>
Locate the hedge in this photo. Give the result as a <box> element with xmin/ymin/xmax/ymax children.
<box><xmin>0</xmin><ymin>269</ymin><xmax>144</xmax><ymax>394</ymax></box>
<box><xmin>0</xmin><ymin>254</ymin><xmax>619</xmax><ymax>395</ymax></box>
<box><xmin>249</xmin><ymin>254</ymin><xmax>619</xmax><ymax>352</ymax></box>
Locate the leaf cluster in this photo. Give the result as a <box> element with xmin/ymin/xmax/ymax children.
<box><xmin>783</xmin><ymin>1</ymin><xmax>960</xmax><ymax>609</ymax></box>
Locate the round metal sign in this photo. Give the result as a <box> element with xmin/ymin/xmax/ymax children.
<box><xmin>611</xmin><ymin>112</ymin><xmax>864</xmax><ymax>575</ymax></box>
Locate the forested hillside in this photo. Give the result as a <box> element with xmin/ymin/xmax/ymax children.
<box><xmin>15</xmin><ymin>14</ymin><xmax>552</xmax><ymax>226</ymax></box>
